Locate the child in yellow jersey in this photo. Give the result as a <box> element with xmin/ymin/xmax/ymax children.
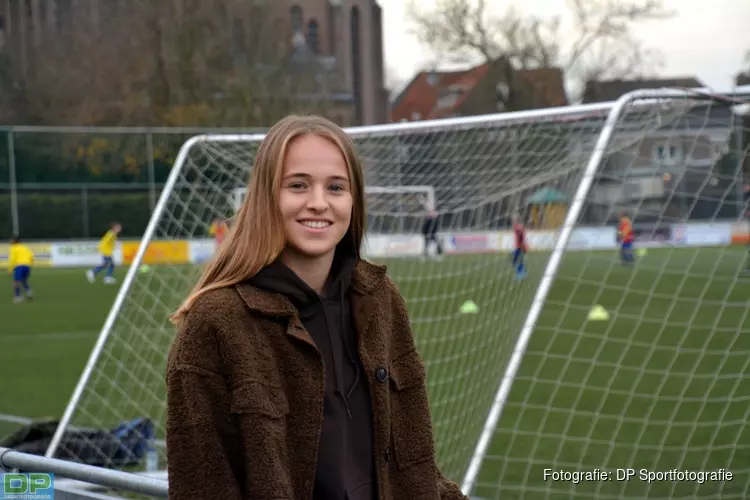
<box><xmin>86</xmin><ymin>222</ymin><xmax>122</xmax><ymax>285</ymax></box>
<box><xmin>8</xmin><ymin>236</ymin><xmax>34</xmax><ymax>303</ymax></box>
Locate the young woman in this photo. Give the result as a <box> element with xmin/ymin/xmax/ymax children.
<box><xmin>165</xmin><ymin>115</ymin><xmax>468</xmax><ymax>500</ymax></box>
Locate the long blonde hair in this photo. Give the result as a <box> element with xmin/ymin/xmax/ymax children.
<box><xmin>170</xmin><ymin>115</ymin><xmax>367</xmax><ymax>324</ymax></box>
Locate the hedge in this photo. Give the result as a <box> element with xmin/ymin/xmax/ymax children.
<box><xmin>0</xmin><ymin>193</ymin><xmax>153</xmax><ymax>240</ymax></box>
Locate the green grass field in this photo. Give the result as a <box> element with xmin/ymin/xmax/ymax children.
<box><xmin>1</xmin><ymin>247</ymin><xmax>749</xmax><ymax>499</ymax></box>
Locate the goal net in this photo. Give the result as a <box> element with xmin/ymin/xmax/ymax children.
<box><xmin>47</xmin><ymin>87</ymin><xmax>750</xmax><ymax>499</ymax></box>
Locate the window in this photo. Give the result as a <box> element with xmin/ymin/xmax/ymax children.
<box><xmin>372</xmin><ymin>3</ymin><xmax>384</xmax><ymax>84</ymax></box>
<box><xmin>652</xmin><ymin>142</ymin><xmax>683</xmax><ymax>166</ymax></box>
<box><xmin>350</xmin><ymin>6</ymin><xmax>362</xmax><ymax>123</ymax></box>
<box><xmin>102</xmin><ymin>0</ymin><xmax>118</xmax><ymax>23</ymax></box>
<box><xmin>496</xmin><ymin>81</ymin><xmax>509</xmax><ymax>101</ymax></box>
<box><xmin>328</xmin><ymin>2</ymin><xmax>340</xmax><ymax>54</ymax></box>
<box><xmin>621</xmin><ymin>182</ymin><xmax>640</xmax><ymax>201</ymax></box>
<box><xmin>290</xmin><ymin>5</ymin><xmax>303</xmax><ymax>33</ymax></box>
<box><xmin>713</xmin><ymin>141</ymin><xmax>728</xmax><ymax>158</ymax></box>
<box><xmin>57</xmin><ymin>0</ymin><xmax>72</xmax><ymax>32</ymax></box>
<box><xmin>435</xmin><ymin>84</ymin><xmax>466</xmax><ymax>110</ymax></box>
<box><xmin>232</xmin><ymin>18</ymin><xmax>245</xmax><ymax>51</ymax></box>
<box><xmin>39</xmin><ymin>0</ymin><xmax>48</xmax><ymax>27</ymax></box>
<box><xmin>307</xmin><ymin>19</ymin><xmax>319</xmax><ymax>53</ymax></box>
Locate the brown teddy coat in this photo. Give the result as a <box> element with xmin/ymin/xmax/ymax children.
<box><xmin>165</xmin><ymin>259</ymin><xmax>469</xmax><ymax>500</ymax></box>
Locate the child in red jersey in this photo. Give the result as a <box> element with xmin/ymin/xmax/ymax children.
<box><xmin>618</xmin><ymin>212</ymin><xmax>635</xmax><ymax>263</ymax></box>
<box><xmin>512</xmin><ymin>214</ymin><xmax>528</xmax><ymax>280</ymax></box>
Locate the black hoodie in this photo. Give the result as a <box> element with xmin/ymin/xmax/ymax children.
<box><xmin>247</xmin><ymin>249</ymin><xmax>376</xmax><ymax>500</ymax></box>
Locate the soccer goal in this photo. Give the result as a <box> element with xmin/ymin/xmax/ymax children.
<box><xmin>47</xmin><ymin>87</ymin><xmax>750</xmax><ymax>499</ymax></box>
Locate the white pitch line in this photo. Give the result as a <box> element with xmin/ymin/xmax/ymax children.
<box><xmin>0</xmin><ymin>413</ymin><xmax>32</xmax><ymax>425</ymax></box>
<box><xmin>2</xmin><ymin>330</ymin><xmax>99</xmax><ymax>342</ymax></box>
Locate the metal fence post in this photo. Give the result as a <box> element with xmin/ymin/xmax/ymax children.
<box><xmin>7</xmin><ymin>130</ymin><xmax>19</xmax><ymax>236</ymax></box>
<box><xmin>735</xmin><ymin>110</ymin><xmax>746</xmax><ymax>218</ymax></box>
<box><xmin>81</xmin><ymin>185</ymin><xmax>90</xmax><ymax>238</ymax></box>
<box><xmin>146</xmin><ymin>132</ymin><xmax>156</xmax><ymax>211</ymax></box>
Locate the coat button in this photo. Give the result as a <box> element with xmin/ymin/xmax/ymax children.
<box><xmin>375</xmin><ymin>367</ymin><xmax>387</xmax><ymax>383</ymax></box>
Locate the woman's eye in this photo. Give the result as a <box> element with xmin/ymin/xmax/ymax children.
<box><xmin>289</xmin><ymin>182</ymin><xmax>306</xmax><ymax>189</ymax></box>
<box><xmin>329</xmin><ymin>184</ymin><xmax>345</xmax><ymax>192</ymax></box>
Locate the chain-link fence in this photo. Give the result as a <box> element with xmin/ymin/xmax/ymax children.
<box><xmin>0</xmin><ymin>126</ymin><xmax>265</xmax><ymax>240</ymax></box>
<box><xmin>0</xmin><ymin>182</ymin><xmax>165</xmax><ymax>239</ymax></box>
<box><xmin>0</xmin><ymin>114</ymin><xmax>748</xmax><ymax>240</ymax></box>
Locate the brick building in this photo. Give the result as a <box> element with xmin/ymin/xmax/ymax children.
<box><xmin>0</xmin><ymin>0</ymin><xmax>388</xmax><ymax>125</ymax></box>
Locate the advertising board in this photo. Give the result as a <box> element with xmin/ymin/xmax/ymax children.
<box><xmin>51</xmin><ymin>241</ymin><xmax>124</xmax><ymax>267</ymax></box>
<box><xmin>189</xmin><ymin>240</ymin><xmax>217</xmax><ymax>264</ymax></box>
<box><xmin>382</xmin><ymin>235</ymin><xmax>423</xmax><ymax>257</ymax></box>
<box><xmin>448</xmin><ymin>234</ymin><xmax>491</xmax><ymax>253</ymax></box>
<box><xmin>3</xmin><ymin>222</ymin><xmax>737</xmax><ymax>270</ymax></box>
<box><xmin>122</xmin><ymin>241</ymin><xmax>190</xmax><ymax>265</ymax></box>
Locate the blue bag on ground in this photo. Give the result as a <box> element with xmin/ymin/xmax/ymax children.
<box><xmin>0</xmin><ymin>417</ymin><xmax>154</xmax><ymax>469</ymax></box>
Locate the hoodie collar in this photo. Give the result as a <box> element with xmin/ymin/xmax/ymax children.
<box><xmin>245</xmin><ymin>250</ymin><xmax>357</xmax><ymax>317</ymax></box>
<box><xmin>235</xmin><ymin>258</ymin><xmax>387</xmax><ymax>318</ymax></box>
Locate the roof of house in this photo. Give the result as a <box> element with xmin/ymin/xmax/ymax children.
<box><xmin>581</xmin><ymin>77</ymin><xmax>706</xmax><ymax>103</ymax></box>
<box><xmin>390</xmin><ymin>62</ymin><xmax>567</xmax><ymax>122</ymax></box>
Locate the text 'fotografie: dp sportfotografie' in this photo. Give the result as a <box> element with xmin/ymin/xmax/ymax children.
<box><xmin>544</xmin><ymin>468</ymin><xmax>733</xmax><ymax>484</ymax></box>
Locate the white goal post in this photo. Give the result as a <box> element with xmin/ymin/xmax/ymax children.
<box><xmin>47</xmin><ymin>86</ymin><xmax>750</xmax><ymax>499</ymax></box>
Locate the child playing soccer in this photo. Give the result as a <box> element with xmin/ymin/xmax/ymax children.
<box><xmin>618</xmin><ymin>212</ymin><xmax>635</xmax><ymax>264</ymax></box>
<box><xmin>421</xmin><ymin>209</ymin><xmax>444</xmax><ymax>260</ymax></box>
<box><xmin>512</xmin><ymin>214</ymin><xmax>528</xmax><ymax>280</ymax></box>
<box><xmin>743</xmin><ymin>185</ymin><xmax>750</xmax><ymax>275</ymax></box>
<box><xmin>208</xmin><ymin>218</ymin><xmax>229</xmax><ymax>247</ymax></box>
<box><xmin>86</xmin><ymin>222</ymin><xmax>122</xmax><ymax>284</ymax></box>
<box><xmin>8</xmin><ymin>236</ymin><xmax>34</xmax><ymax>304</ymax></box>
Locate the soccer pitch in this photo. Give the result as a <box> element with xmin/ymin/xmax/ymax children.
<box><xmin>1</xmin><ymin>247</ymin><xmax>749</xmax><ymax>499</ymax></box>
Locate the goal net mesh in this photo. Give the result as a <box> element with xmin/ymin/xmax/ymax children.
<box><xmin>49</xmin><ymin>91</ymin><xmax>750</xmax><ymax>499</ymax></box>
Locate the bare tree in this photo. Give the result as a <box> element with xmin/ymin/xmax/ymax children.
<box><xmin>18</xmin><ymin>0</ymin><xmax>337</xmax><ymax>127</ymax></box>
<box><xmin>2</xmin><ymin>0</ymin><xmax>345</xmax><ymax>179</ymax></box>
<box><xmin>407</xmin><ymin>0</ymin><xmax>672</xmax><ymax>104</ymax></box>
<box><xmin>737</xmin><ymin>50</ymin><xmax>750</xmax><ymax>86</ymax></box>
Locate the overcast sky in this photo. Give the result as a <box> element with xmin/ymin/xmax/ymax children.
<box><xmin>378</xmin><ymin>0</ymin><xmax>750</xmax><ymax>95</ymax></box>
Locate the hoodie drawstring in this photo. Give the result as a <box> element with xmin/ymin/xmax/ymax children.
<box><xmin>318</xmin><ymin>281</ymin><xmax>358</xmax><ymax>420</ymax></box>
<box><xmin>342</xmin><ymin>281</ymin><xmax>361</xmax><ymax>403</ymax></box>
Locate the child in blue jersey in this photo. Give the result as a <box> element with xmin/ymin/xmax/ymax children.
<box><xmin>8</xmin><ymin>236</ymin><xmax>34</xmax><ymax>303</ymax></box>
<box><xmin>512</xmin><ymin>214</ymin><xmax>528</xmax><ymax>280</ymax></box>
<box><xmin>86</xmin><ymin>222</ymin><xmax>122</xmax><ymax>284</ymax></box>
